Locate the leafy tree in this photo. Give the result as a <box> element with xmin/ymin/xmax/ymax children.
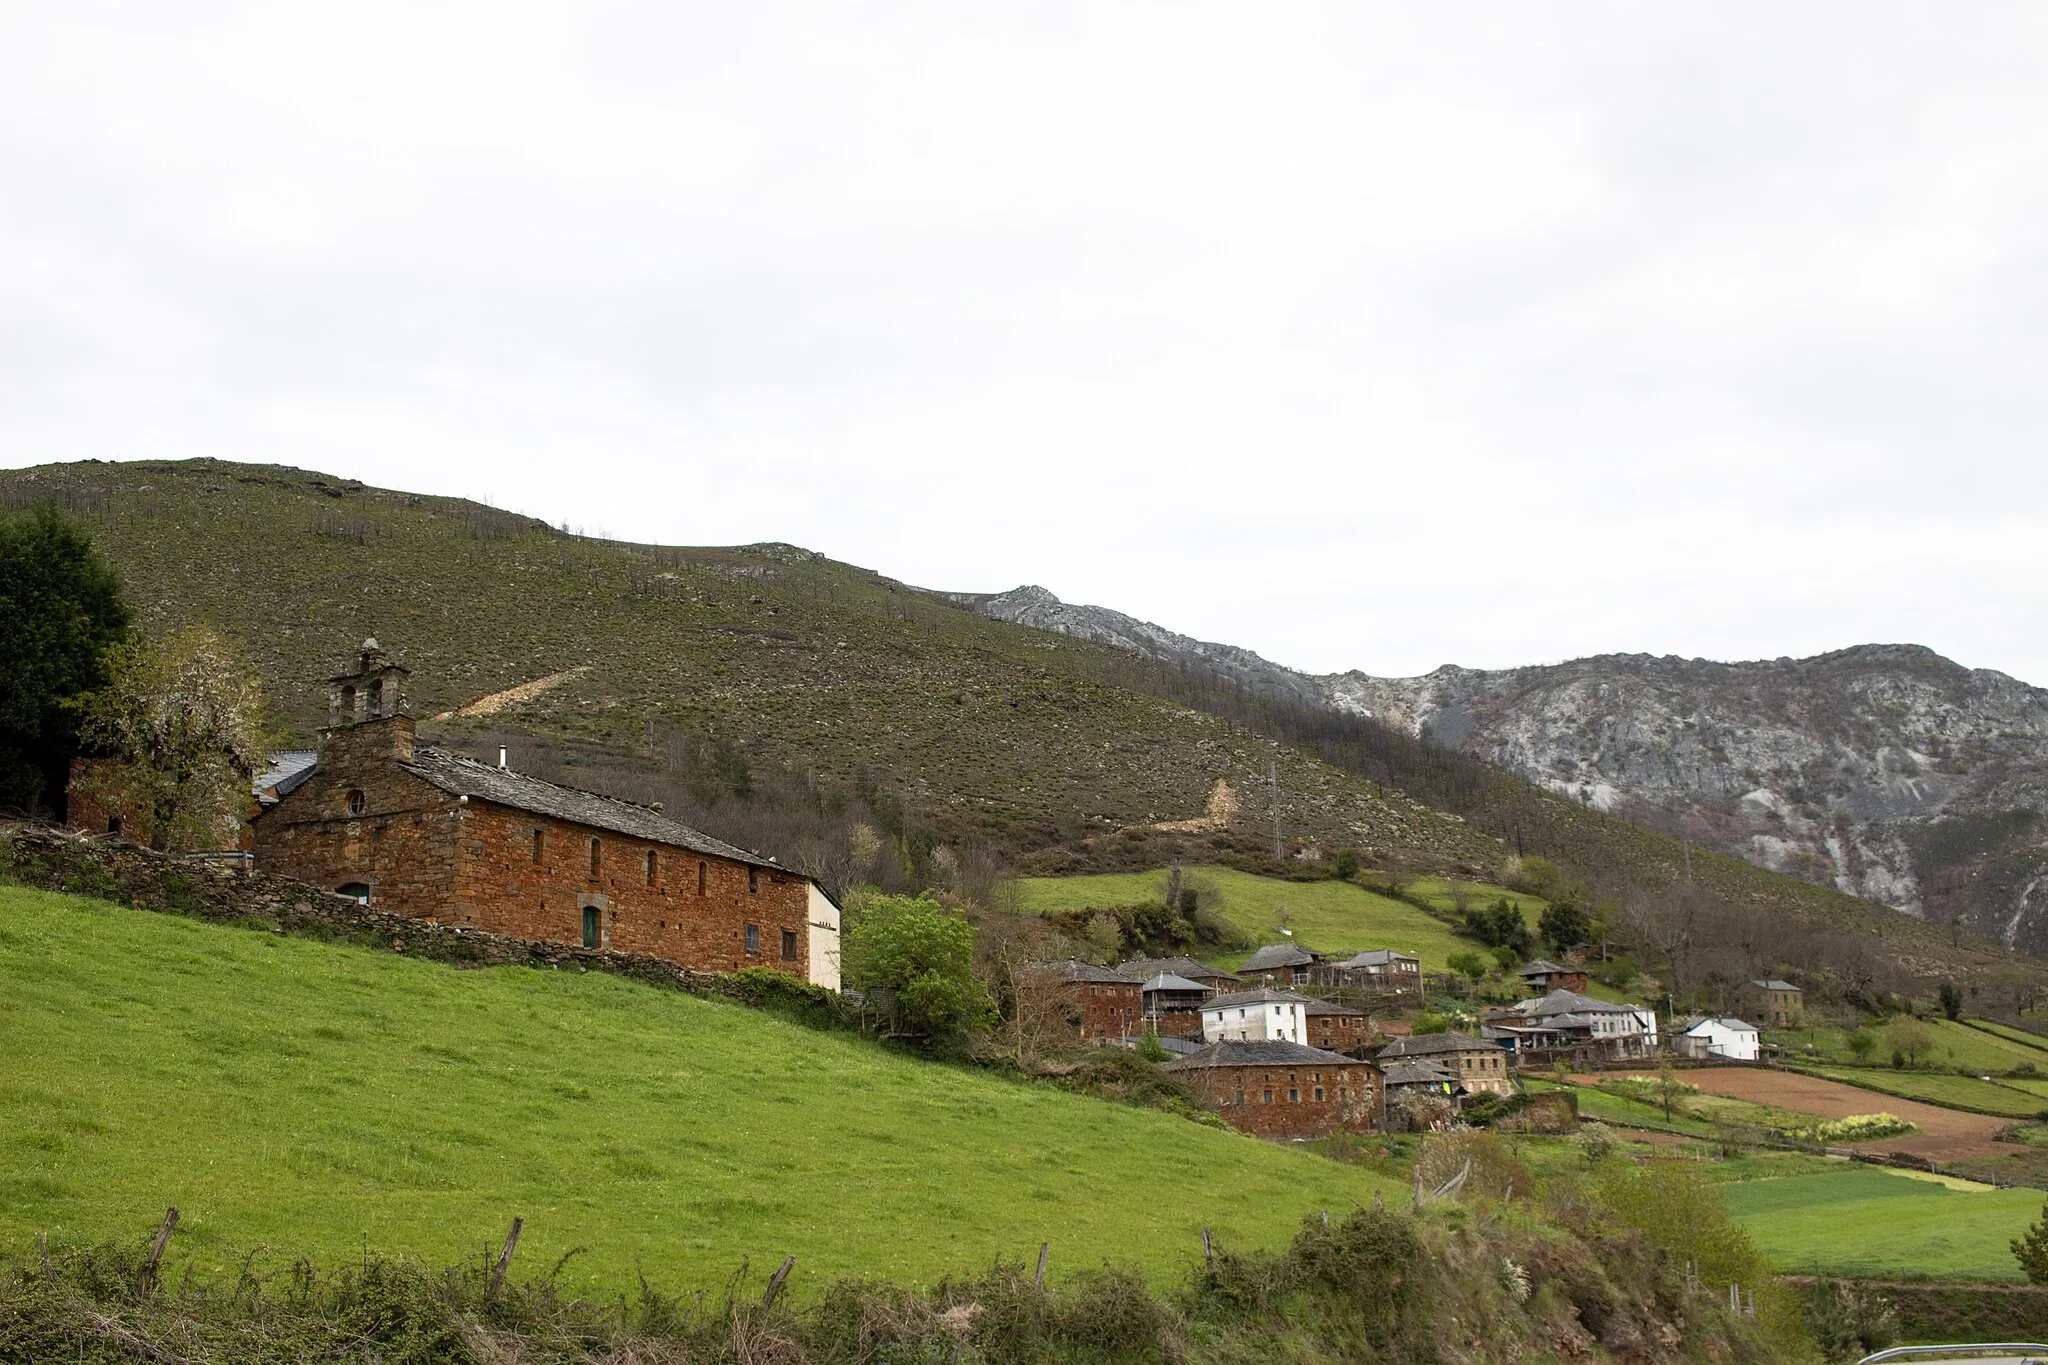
<box><xmin>1652</xmin><ymin>1064</ymin><xmax>1687</xmax><ymax>1122</ymax></box>
<box><xmin>2015</xmin><ymin>1201</ymin><xmax>2048</xmax><ymax>1284</ymax></box>
<box><xmin>1489</xmin><ymin>944</ymin><xmax>1520</xmax><ymax>972</ymax></box>
<box><xmin>1884</xmin><ymin>1015</ymin><xmax>1936</xmax><ymax>1069</ymax></box>
<box><xmin>0</xmin><ymin>509</ymin><xmax>129</xmax><ymax>816</ymax></box>
<box><xmin>1845</xmin><ymin>1029</ymin><xmax>1878</xmax><ymax>1064</ymax></box>
<box><xmin>1412</xmin><ymin>1009</ymin><xmax>1456</xmax><ymax>1036</ymax></box>
<box><xmin>1445</xmin><ymin>950</ymin><xmax>1489</xmax><ymax>982</ymax></box>
<box><xmin>1332</xmin><ymin>849</ymin><xmax>1360</xmax><ymax>881</ymax></box>
<box><xmin>1939</xmin><ymin>982</ymin><xmax>1964</xmax><ymax>1022</ymax></box>
<box><xmin>1538</xmin><ymin>897</ymin><xmax>1591</xmax><ymax>954</ymax></box>
<box><xmin>1462</xmin><ymin>897</ymin><xmax>1532</xmax><ymax>956</ymax></box>
<box><xmin>841</xmin><ymin>893</ymin><xmax>993</xmax><ymax>1042</ymax></box>
<box><xmin>76</xmin><ymin>625</ymin><xmax>271</xmax><ymax>851</ymax></box>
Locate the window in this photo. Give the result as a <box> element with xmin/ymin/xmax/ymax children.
<box><xmin>780</xmin><ymin>929</ymin><xmax>798</xmax><ymax>961</ymax></box>
<box><xmin>747</xmin><ymin>865</ymin><xmax>759</xmax><ymax>894</ymax></box>
<box><xmin>1288</xmin><ymin>1089</ymin><xmax>1299</xmax><ymax>1103</ymax></box>
<box><xmin>582</xmin><ymin>905</ymin><xmax>600</xmax><ymax>949</ymax></box>
<box><xmin>346</xmin><ymin>789</ymin><xmax>367</xmax><ymax>816</ymax></box>
<box><xmin>337</xmin><ymin>882</ymin><xmax>371</xmax><ymax>904</ymax></box>
<box><xmin>744</xmin><ymin>923</ymin><xmax>760</xmax><ymax>954</ymax></box>
<box><xmin>646</xmin><ymin>850</ymin><xmax>657</xmax><ymax>886</ymax></box>
<box><xmin>1232</xmin><ymin>1089</ymin><xmax>1244</xmax><ymax>1106</ymax></box>
<box><xmin>1314</xmin><ymin>1087</ymin><xmax>1324</xmax><ymax>1102</ymax></box>
<box><xmin>589</xmin><ymin>839</ymin><xmax>600</xmax><ymax>878</ymax></box>
<box><xmin>368</xmin><ymin>678</ymin><xmax>383</xmax><ymax>713</ymax></box>
<box><xmin>532</xmin><ymin>829</ymin><xmax>544</xmax><ymax>864</ymax></box>
<box><xmin>1262</xmin><ymin>1089</ymin><xmax>1273</xmax><ymax>1104</ymax></box>
<box><xmin>697</xmin><ymin>861</ymin><xmax>707</xmax><ymax>895</ymax></box>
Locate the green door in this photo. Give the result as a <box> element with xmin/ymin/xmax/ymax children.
<box><xmin>581</xmin><ymin>906</ymin><xmax>599</xmax><ymax>949</ymax></box>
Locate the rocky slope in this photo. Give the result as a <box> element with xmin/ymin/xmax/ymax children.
<box><xmin>948</xmin><ymin>586</ymin><xmax>2048</xmax><ymax>954</ymax></box>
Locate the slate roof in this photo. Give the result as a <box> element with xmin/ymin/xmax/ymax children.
<box><xmin>1517</xmin><ymin>958</ymin><xmax>1572</xmax><ymax>977</ymax></box>
<box><xmin>1160</xmin><ymin>1038</ymin><xmax>1362</xmax><ymax>1071</ymax></box>
<box><xmin>1140</xmin><ymin>973</ymin><xmax>1216</xmax><ymax>995</ymax></box>
<box><xmin>1118</xmin><ymin>956</ymin><xmax>1241</xmax><ymax>984</ymax></box>
<box><xmin>1147</xmin><ymin>1035</ymin><xmax>1207</xmax><ymax>1056</ymax></box>
<box><xmin>1383</xmin><ymin>1059</ymin><xmax>1458</xmax><ymax>1086</ymax></box>
<box><xmin>1682</xmin><ymin>1016</ymin><xmax>1758</xmax><ymax>1035</ymax></box>
<box><xmin>1204</xmin><ymin>988</ymin><xmax>1316</xmax><ymax>1011</ymax></box>
<box><xmin>1303</xmin><ymin>999</ymin><xmax>1365</xmax><ymax>1017</ymax></box>
<box><xmin>1749</xmin><ymin>979</ymin><xmax>1800</xmax><ymax>992</ymax></box>
<box><xmin>1239</xmin><ymin>943</ymin><xmax>1320</xmax><ymax>973</ymax></box>
<box><xmin>1377</xmin><ymin>1031</ymin><xmax>1501</xmax><ymax>1058</ymax></box>
<box><xmin>254</xmin><ymin>751</ymin><xmax>320</xmax><ymax>804</ymax></box>
<box><xmin>1040</xmin><ymin>958</ymin><xmax>1139</xmax><ymax>985</ymax></box>
<box><xmin>1335</xmin><ymin>948</ymin><xmax>1419</xmax><ymax>969</ymax></box>
<box><xmin>400</xmin><ymin>746</ymin><xmax>781</xmax><ymax>869</ymax></box>
<box><xmin>1511</xmin><ymin>988</ymin><xmax>1639</xmax><ymax>1018</ymax></box>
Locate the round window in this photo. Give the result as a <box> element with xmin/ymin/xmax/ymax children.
<box><xmin>346</xmin><ymin>789</ymin><xmax>368</xmax><ymax>816</ymax></box>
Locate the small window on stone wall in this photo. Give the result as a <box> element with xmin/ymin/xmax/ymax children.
<box><xmin>589</xmin><ymin>839</ymin><xmax>600</xmax><ymax>878</ymax></box>
<box><xmin>744</xmin><ymin>923</ymin><xmax>760</xmax><ymax>955</ymax></box>
<box><xmin>368</xmin><ymin>679</ymin><xmax>384</xmax><ymax>713</ymax></box>
<box><xmin>781</xmin><ymin>928</ymin><xmax>797</xmax><ymax>960</ymax></box>
<box><xmin>747</xmin><ymin>865</ymin><xmax>759</xmax><ymax>894</ymax></box>
<box><xmin>346</xmin><ymin>789</ymin><xmax>368</xmax><ymax>816</ymax></box>
<box><xmin>532</xmin><ymin>829</ymin><xmax>543</xmax><ymax>864</ymax></box>
<box><xmin>646</xmin><ymin>850</ymin><xmax>657</xmax><ymax>885</ymax></box>
<box><xmin>107</xmin><ymin>816</ymin><xmax>122</xmax><ymax>836</ymax></box>
<box><xmin>697</xmin><ymin>861</ymin><xmax>707</xmax><ymax>895</ymax></box>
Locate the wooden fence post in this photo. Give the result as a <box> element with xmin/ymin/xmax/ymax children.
<box><xmin>488</xmin><ymin>1217</ymin><xmax>523</xmax><ymax>1302</ymax></box>
<box><xmin>762</xmin><ymin>1256</ymin><xmax>796</xmax><ymax>1309</ymax></box>
<box><xmin>136</xmin><ymin>1207</ymin><xmax>179</xmax><ymax>1299</ymax></box>
<box><xmin>1034</xmin><ymin>1242</ymin><xmax>1049</xmax><ymax>1288</ymax></box>
<box><xmin>1202</xmin><ymin>1227</ymin><xmax>1214</xmax><ymax>1274</ymax></box>
<box><xmin>38</xmin><ymin>1232</ymin><xmax>50</xmax><ymax>1278</ymax></box>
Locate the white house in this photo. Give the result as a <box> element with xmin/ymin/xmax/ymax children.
<box><xmin>1200</xmin><ymin>988</ymin><xmax>1311</xmax><ymax>1044</ymax></box>
<box><xmin>1678</xmin><ymin>1016</ymin><xmax>1759</xmax><ymax>1062</ymax></box>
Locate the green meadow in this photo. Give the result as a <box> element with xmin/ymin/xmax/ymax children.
<box><xmin>1722</xmin><ymin>1165</ymin><xmax>2043</xmax><ymax>1281</ymax></box>
<box><xmin>1777</xmin><ymin>1019</ymin><xmax>2048</xmax><ymax>1074</ymax></box>
<box><xmin>0</xmin><ymin>887</ymin><xmax>1397</xmax><ymax>1294</ymax></box>
<box><xmin>1803</xmin><ymin>1066</ymin><xmax>2048</xmax><ymax>1118</ymax></box>
<box><xmin>1009</xmin><ymin>865</ymin><xmax>1534</xmax><ymax>974</ymax></box>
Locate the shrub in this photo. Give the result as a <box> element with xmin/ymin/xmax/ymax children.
<box><xmin>1791</xmin><ymin>1113</ymin><xmax>1916</xmax><ymax>1144</ymax></box>
<box><xmin>1803</xmin><ymin>1278</ymin><xmax>1899</xmax><ymax>1364</ymax></box>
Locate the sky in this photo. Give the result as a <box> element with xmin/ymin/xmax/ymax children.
<box><xmin>5</xmin><ymin>4</ymin><xmax>2047</xmax><ymax>686</ymax></box>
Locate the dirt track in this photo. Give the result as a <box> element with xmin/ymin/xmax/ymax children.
<box><xmin>1607</xmin><ymin>1067</ymin><xmax>2015</xmax><ymax>1162</ymax></box>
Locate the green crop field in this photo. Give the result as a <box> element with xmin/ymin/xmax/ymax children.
<box><xmin>1009</xmin><ymin>866</ymin><xmax>1514</xmax><ymax>973</ymax></box>
<box><xmin>1722</xmin><ymin>1166</ymin><xmax>2042</xmax><ymax>1281</ymax></box>
<box><xmin>1771</xmin><ymin>1019</ymin><xmax>2048</xmax><ymax>1074</ymax></box>
<box><xmin>0</xmin><ymin>887</ymin><xmax>1398</xmax><ymax>1294</ymax></box>
<box><xmin>1965</xmin><ymin>1020</ymin><xmax>2048</xmax><ymax>1056</ymax></box>
<box><xmin>1804</xmin><ymin>1067</ymin><xmax>2047</xmax><ymax>1118</ymax></box>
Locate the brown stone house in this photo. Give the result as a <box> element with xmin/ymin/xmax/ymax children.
<box><xmin>1740</xmin><ymin>979</ymin><xmax>1803</xmax><ymax>1028</ymax></box>
<box><xmin>1517</xmin><ymin>958</ymin><xmax>1590</xmax><ymax>994</ymax></box>
<box><xmin>1137</xmin><ymin>972</ymin><xmax>1215</xmax><ymax>1039</ymax></box>
<box><xmin>1237</xmin><ymin>942</ymin><xmax>1321</xmax><ymax>986</ymax></box>
<box><xmin>1042</xmin><ymin>959</ymin><xmax>1143</xmax><ymax>1044</ymax></box>
<box><xmin>1118</xmin><ymin>955</ymin><xmax>1241</xmax><ymax>991</ymax></box>
<box><xmin>1303</xmin><ymin>999</ymin><xmax>1371</xmax><ymax>1055</ymax></box>
<box><xmin>251</xmin><ymin>643</ymin><xmax>841</xmax><ymax>988</ymax></box>
<box><xmin>1163</xmin><ymin>1039</ymin><xmax>1382</xmax><ymax>1139</ymax></box>
<box><xmin>1374</xmin><ymin>1031</ymin><xmax>1514</xmax><ymax>1096</ymax></box>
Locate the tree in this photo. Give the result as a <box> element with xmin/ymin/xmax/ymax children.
<box><xmin>1884</xmin><ymin>1015</ymin><xmax>1935</xmax><ymax>1069</ymax></box>
<box><xmin>1652</xmin><ymin>1064</ymin><xmax>1687</xmax><ymax>1122</ymax></box>
<box><xmin>1845</xmin><ymin>1029</ymin><xmax>1878</xmax><ymax>1064</ymax></box>
<box><xmin>1939</xmin><ymin>982</ymin><xmax>1964</xmax><ymax>1022</ymax></box>
<box><xmin>1462</xmin><ymin>897</ymin><xmax>1532</xmax><ymax>956</ymax></box>
<box><xmin>1539</xmin><ymin>898</ymin><xmax>1591</xmax><ymax>955</ymax></box>
<box><xmin>841</xmin><ymin>893</ymin><xmax>993</xmax><ymax>1043</ymax></box>
<box><xmin>1333</xmin><ymin>849</ymin><xmax>1360</xmax><ymax>882</ymax></box>
<box><xmin>0</xmin><ymin>508</ymin><xmax>130</xmax><ymax>816</ymax></box>
<box><xmin>76</xmin><ymin>625</ymin><xmax>270</xmax><ymax>851</ymax></box>
<box><xmin>1446</xmin><ymin>950</ymin><xmax>1489</xmax><ymax>982</ymax></box>
<box><xmin>1489</xmin><ymin>943</ymin><xmax>1520</xmax><ymax>972</ymax></box>
<box><xmin>2016</xmin><ymin>1201</ymin><xmax>2048</xmax><ymax>1284</ymax></box>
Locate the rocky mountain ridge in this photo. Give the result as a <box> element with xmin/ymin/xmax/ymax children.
<box><xmin>953</xmin><ymin>586</ymin><xmax>2048</xmax><ymax>952</ymax></box>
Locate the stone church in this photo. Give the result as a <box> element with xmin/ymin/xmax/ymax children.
<box><xmin>251</xmin><ymin>642</ymin><xmax>840</xmax><ymax>989</ymax></box>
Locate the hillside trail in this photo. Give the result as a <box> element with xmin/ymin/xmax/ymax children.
<box><xmin>1591</xmin><ymin>1067</ymin><xmax>2014</xmax><ymax>1162</ymax></box>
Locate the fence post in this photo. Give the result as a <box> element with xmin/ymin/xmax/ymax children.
<box><xmin>488</xmin><ymin>1217</ymin><xmax>523</xmax><ymax>1302</ymax></box>
<box><xmin>763</xmin><ymin>1255</ymin><xmax>796</xmax><ymax>1309</ymax></box>
<box><xmin>1202</xmin><ymin>1228</ymin><xmax>1214</xmax><ymax>1274</ymax></box>
<box><xmin>136</xmin><ymin>1207</ymin><xmax>179</xmax><ymax>1299</ymax></box>
<box><xmin>1035</xmin><ymin>1242</ymin><xmax>1049</xmax><ymax>1288</ymax></box>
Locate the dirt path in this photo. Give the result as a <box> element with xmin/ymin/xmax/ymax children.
<box><xmin>1601</xmin><ymin>1067</ymin><xmax>2016</xmax><ymax>1162</ymax></box>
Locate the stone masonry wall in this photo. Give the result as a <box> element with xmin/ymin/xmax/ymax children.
<box><xmin>1181</xmin><ymin>1061</ymin><xmax>1383</xmax><ymax>1140</ymax></box>
<box><xmin>1307</xmin><ymin>1012</ymin><xmax>1371</xmax><ymax>1056</ymax></box>
<box><xmin>1061</xmin><ymin>979</ymin><xmax>1141</xmax><ymax>1044</ymax></box>
<box><xmin>252</xmin><ymin>753</ymin><xmax>461</xmax><ymax>913</ymax></box>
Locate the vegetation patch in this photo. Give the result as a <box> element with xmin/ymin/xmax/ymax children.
<box><xmin>1722</xmin><ymin>1166</ymin><xmax>2044</xmax><ymax>1281</ymax></box>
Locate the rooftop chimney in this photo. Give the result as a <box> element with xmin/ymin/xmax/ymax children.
<box><xmin>498</xmin><ymin>746</ymin><xmax>509</xmax><ymax>771</ymax></box>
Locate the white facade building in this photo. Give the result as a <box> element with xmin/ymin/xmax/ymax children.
<box><xmin>1200</xmin><ymin>988</ymin><xmax>1312</xmax><ymax>1044</ymax></box>
<box><xmin>1679</xmin><ymin>1016</ymin><xmax>1759</xmax><ymax>1061</ymax></box>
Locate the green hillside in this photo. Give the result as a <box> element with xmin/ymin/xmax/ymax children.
<box><xmin>1723</xmin><ymin>1167</ymin><xmax>2041</xmax><ymax>1281</ymax></box>
<box><xmin>0</xmin><ymin>886</ymin><xmax>1396</xmax><ymax>1292</ymax></box>
<box><xmin>2</xmin><ymin>457</ymin><xmax>2036</xmax><ymax>989</ymax></box>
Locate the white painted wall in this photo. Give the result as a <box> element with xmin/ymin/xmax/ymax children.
<box><xmin>1683</xmin><ymin>1018</ymin><xmax>1759</xmax><ymax>1061</ymax></box>
<box><xmin>806</xmin><ymin>883</ymin><xmax>842</xmax><ymax>992</ymax></box>
<box><xmin>1201</xmin><ymin>999</ymin><xmax>1303</xmax><ymax>1044</ymax></box>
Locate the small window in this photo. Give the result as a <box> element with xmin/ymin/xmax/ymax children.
<box><xmin>780</xmin><ymin>929</ymin><xmax>798</xmax><ymax>961</ymax></box>
<box><xmin>1314</xmin><ymin>1087</ymin><xmax>1325</xmax><ymax>1102</ymax></box>
<box><xmin>346</xmin><ymin>789</ymin><xmax>368</xmax><ymax>816</ymax></box>
<box><xmin>1233</xmin><ymin>1089</ymin><xmax>1244</xmax><ymax>1105</ymax></box>
<box><xmin>532</xmin><ymin>829</ymin><xmax>544</xmax><ymax>864</ymax></box>
<box><xmin>1262</xmin><ymin>1089</ymin><xmax>1273</xmax><ymax>1104</ymax></box>
<box><xmin>697</xmin><ymin>861</ymin><xmax>707</xmax><ymax>895</ymax></box>
<box><xmin>589</xmin><ymin>839</ymin><xmax>600</xmax><ymax>878</ymax></box>
<box><xmin>744</xmin><ymin>923</ymin><xmax>760</xmax><ymax>955</ymax></box>
<box><xmin>747</xmin><ymin>865</ymin><xmax>759</xmax><ymax>894</ymax></box>
<box><xmin>368</xmin><ymin>678</ymin><xmax>384</xmax><ymax>713</ymax></box>
<box><xmin>337</xmin><ymin>882</ymin><xmax>371</xmax><ymax>904</ymax></box>
<box><xmin>646</xmin><ymin>850</ymin><xmax>657</xmax><ymax>885</ymax></box>
<box><xmin>1288</xmin><ymin>1089</ymin><xmax>1299</xmax><ymax>1103</ymax></box>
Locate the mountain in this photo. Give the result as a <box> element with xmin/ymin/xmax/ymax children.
<box><xmin>3</xmin><ymin>458</ymin><xmax>2038</xmax><ymax>991</ymax></box>
<box><xmin>941</xmin><ymin>585</ymin><xmax>2048</xmax><ymax>956</ymax></box>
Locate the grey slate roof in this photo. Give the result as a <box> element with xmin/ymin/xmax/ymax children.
<box><xmin>1518</xmin><ymin>958</ymin><xmax>1571</xmax><ymax>977</ymax></box>
<box><xmin>401</xmin><ymin>746</ymin><xmax>780</xmax><ymax>869</ymax></box>
<box><xmin>1118</xmin><ymin>956</ymin><xmax>1241</xmax><ymax>984</ymax></box>
<box><xmin>1383</xmin><ymin>1059</ymin><xmax>1458</xmax><ymax>1086</ymax></box>
<box><xmin>255</xmin><ymin>751</ymin><xmax>320</xmax><ymax>803</ymax></box>
<box><xmin>1750</xmin><ymin>979</ymin><xmax>1800</xmax><ymax>992</ymax></box>
<box><xmin>1377</xmin><ymin>1031</ymin><xmax>1501</xmax><ymax>1058</ymax></box>
<box><xmin>1140</xmin><ymin>973</ymin><xmax>1215</xmax><ymax>995</ymax></box>
<box><xmin>1041</xmin><ymin>958</ymin><xmax>1139</xmax><ymax>985</ymax></box>
<box><xmin>1146</xmin><ymin>1035</ymin><xmax>1206</xmax><ymax>1056</ymax></box>
<box><xmin>1239</xmin><ymin>943</ymin><xmax>1320</xmax><ymax>972</ymax></box>
<box><xmin>1204</xmin><ymin>988</ymin><xmax>1316</xmax><ymax>1011</ymax></box>
<box><xmin>1682</xmin><ymin>1016</ymin><xmax>1758</xmax><ymax>1035</ymax></box>
<box><xmin>1160</xmin><ymin>1038</ymin><xmax>1362</xmax><ymax>1071</ymax></box>
<box><xmin>1303</xmin><ymin>999</ymin><xmax>1364</xmax><ymax>1017</ymax></box>
<box><xmin>1512</xmin><ymin>988</ymin><xmax>1639</xmax><ymax>1018</ymax></box>
<box><xmin>1335</xmin><ymin>948</ymin><xmax>1418</xmax><ymax>969</ymax></box>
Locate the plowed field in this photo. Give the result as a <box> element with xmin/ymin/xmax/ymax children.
<box><xmin>1628</xmin><ymin>1068</ymin><xmax>2012</xmax><ymax>1161</ymax></box>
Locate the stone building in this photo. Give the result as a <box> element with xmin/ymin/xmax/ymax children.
<box><xmin>1163</xmin><ymin>1039</ymin><xmax>1382</xmax><ymax>1139</ymax></box>
<box><xmin>1327</xmin><ymin>948</ymin><xmax>1423</xmax><ymax>997</ymax></box>
<box><xmin>251</xmin><ymin>642</ymin><xmax>840</xmax><ymax>988</ymax></box>
<box><xmin>1303</xmin><ymin>999</ymin><xmax>1371</xmax><ymax>1055</ymax></box>
<box><xmin>1041</xmin><ymin>959</ymin><xmax>1143</xmax><ymax>1044</ymax></box>
<box><xmin>1374</xmin><ymin>1031</ymin><xmax>1515</xmax><ymax>1096</ymax></box>
<box><xmin>1237</xmin><ymin>943</ymin><xmax>1321</xmax><ymax>986</ymax></box>
<box><xmin>1117</xmin><ymin>955</ymin><xmax>1241</xmax><ymax>991</ymax></box>
<box><xmin>1517</xmin><ymin>958</ymin><xmax>1590</xmax><ymax>994</ymax></box>
<box><xmin>1138</xmin><ymin>972</ymin><xmax>1214</xmax><ymax>1039</ymax></box>
<box><xmin>1740</xmin><ymin>979</ymin><xmax>1803</xmax><ymax>1028</ymax></box>
<box><xmin>1201</xmin><ymin>987</ymin><xmax>1312</xmax><ymax>1044</ymax></box>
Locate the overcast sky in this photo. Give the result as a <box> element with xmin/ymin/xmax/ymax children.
<box><xmin>6</xmin><ymin>4</ymin><xmax>2047</xmax><ymax>686</ymax></box>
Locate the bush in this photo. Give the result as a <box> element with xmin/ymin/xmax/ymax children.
<box><xmin>1791</xmin><ymin>1113</ymin><xmax>1916</xmax><ymax>1144</ymax></box>
<box><xmin>1803</xmin><ymin>1278</ymin><xmax>1898</xmax><ymax>1364</ymax></box>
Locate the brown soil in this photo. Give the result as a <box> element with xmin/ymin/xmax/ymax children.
<box><xmin>1604</xmin><ymin>1067</ymin><xmax>2014</xmax><ymax>1162</ymax></box>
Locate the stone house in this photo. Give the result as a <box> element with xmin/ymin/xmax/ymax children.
<box><xmin>1326</xmin><ymin>948</ymin><xmax>1422</xmax><ymax>996</ymax></box>
<box><xmin>1303</xmin><ymin>999</ymin><xmax>1371</xmax><ymax>1055</ymax></box>
<box><xmin>1676</xmin><ymin>1016</ymin><xmax>1761</xmax><ymax>1061</ymax></box>
<box><xmin>251</xmin><ymin>643</ymin><xmax>841</xmax><ymax>988</ymax></box>
<box><xmin>1487</xmin><ymin>989</ymin><xmax>1657</xmax><ymax>1060</ymax></box>
<box><xmin>1516</xmin><ymin>958</ymin><xmax>1590</xmax><ymax>994</ymax></box>
<box><xmin>1374</xmin><ymin>1031</ymin><xmax>1515</xmax><ymax>1096</ymax></box>
<box><xmin>1382</xmin><ymin>1059</ymin><xmax>1460</xmax><ymax>1129</ymax></box>
<box><xmin>1042</xmin><ymin>959</ymin><xmax>1143</xmax><ymax>1044</ymax></box>
<box><xmin>1138</xmin><ymin>972</ymin><xmax>1214</xmax><ymax>1039</ymax></box>
<box><xmin>1237</xmin><ymin>942</ymin><xmax>1322</xmax><ymax>986</ymax></box>
<box><xmin>1163</xmin><ymin>1039</ymin><xmax>1382</xmax><ymax>1139</ymax></box>
<box><xmin>1740</xmin><ymin>979</ymin><xmax>1803</xmax><ymax>1028</ymax></box>
<box><xmin>1201</xmin><ymin>988</ymin><xmax>1312</xmax><ymax>1045</ymax></box>
<box><xmin>1118</xmin><ymin>955</ymin><xmax>1241</xmax><ymax>991</ymax></box>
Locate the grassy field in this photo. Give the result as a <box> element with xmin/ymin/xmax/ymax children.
<box><xmin>1804</xmin><ymin>1066</ymin><xmax>2048</xmax><ymax>1118</ymax></box>
<box><xmin>1776</xmin><ymin>1019</ymin><xmax>2048</xmax><ymax>1074</ymax></box>
<box><xmin>1009</xmin><ymin>866</ymin><xmax>1507</xmax><ymax>973</ymax></box>
<box><xmin>1721</xmin><ymin>1166</ymin><xmax>2042</xmax><ymax>1281</ymax></box>
<box><xmin>0</xmin><ymin>887</ymin><xmax>1399</xmax><ymax>1294</ymax></box>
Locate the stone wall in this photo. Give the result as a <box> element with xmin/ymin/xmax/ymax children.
<box><xmin>1307</xmin><ymin>1012</ymin><xmax>1371</xmax><ymax>1055</ymax></box>
<box><xmin>1179</xmin><ymin>1061</ymin><xmax>1382</xmax><ymax>1140</ymax></box>
<box><xmin>1061</xmin><ymin>979</ymin><xmax>1141</xmax><ymax>1044</ymax></box>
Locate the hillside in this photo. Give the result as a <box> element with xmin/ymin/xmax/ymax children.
<box><xmin>2</xmin><ymin>458</ymin><xmax>2038</xmax><ymax>992</ymax></box>
<box><xmin>0</xmin><ymin>885</ymin><xmax>1397</xmax><ymax>1290</ymax></box>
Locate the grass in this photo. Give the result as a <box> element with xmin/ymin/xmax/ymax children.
<box><xmin>1721</xmin><ymin>1166</ymin><xmax>2044</xmax><ymax>1281</ymax></box>
<box><xmin>0</xmin><ymin>886</ymin><xmax>1399</xmax><ymax>1294</ymax></box>
<box><xmin>1803</xmin><ymin>1066</ymin><xmax>2048</xmax><ymax>1118</ymax></box>
<box><xmin>1776</xmin><ymin>1019</ymin><xmax>2048</xmax><ymax>1074</ymax></box>
<box><xmin>1009</xmin><ymin>865</ymin><xmax>1507</xmax><ymax>973</ymax></box>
